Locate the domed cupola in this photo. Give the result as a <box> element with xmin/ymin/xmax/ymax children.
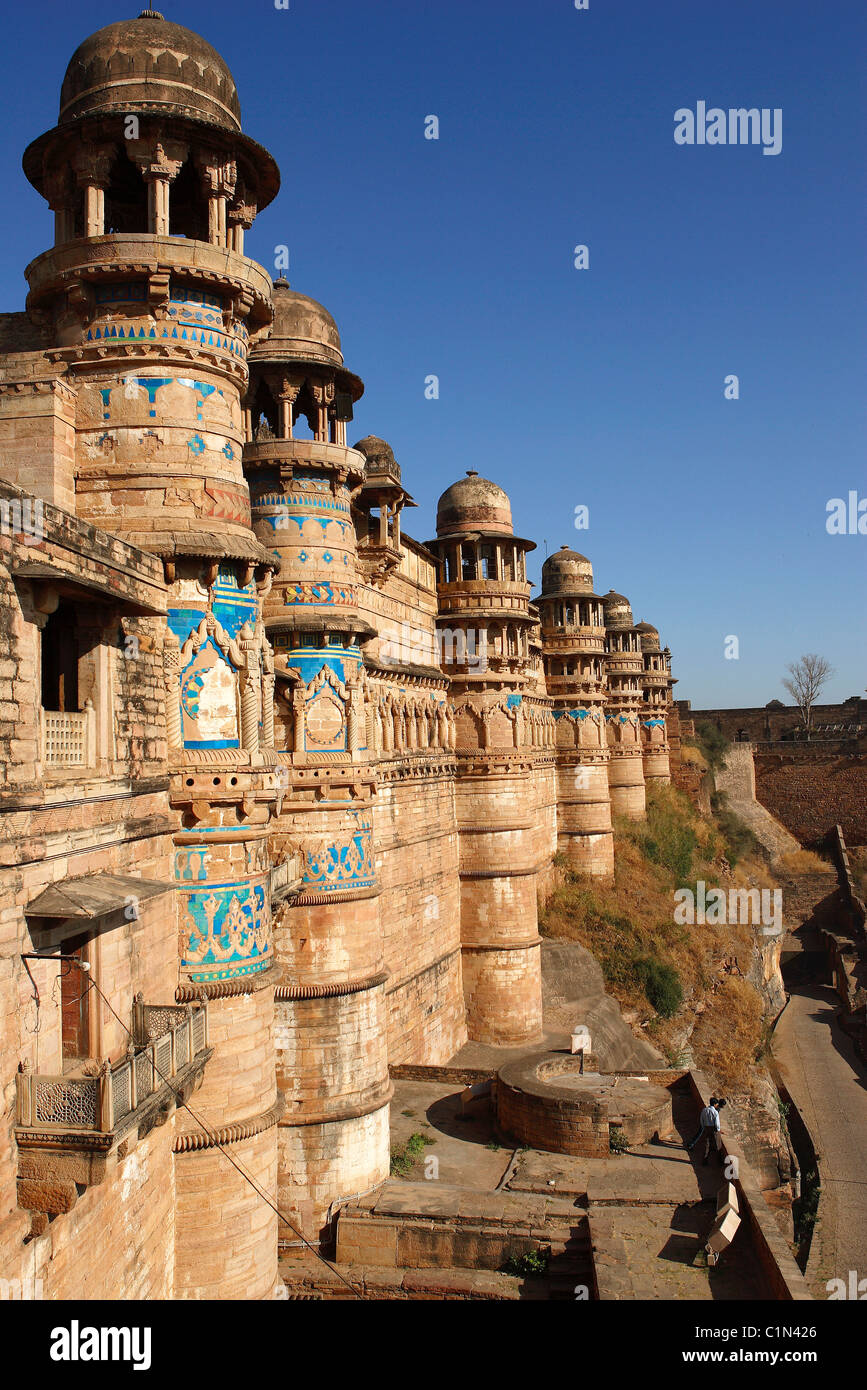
<box><xmin>539</xmin><ymin>545</ymin><xmax>595</xmax><ymax>599</ymax></box>
<box><xmin>436</xmin><ymin>470</ymin><xmax>514</xmax><ymax>538</ymax></box>
<box><xmin>23</xmin><ymin>9</ymin><xmax>279</xmax><ymax>253</ymax></box>
<box><xmin>18</xmin><ymin>8</ymin><xmax>282</xmax><ymax>564</ymax></box>
<box><xmin>57</xmin><ymin>10</ymin><xmax>242</xmax><ymax>131</ymax></box>
<box><xmin>602</xmin><ymin>590</ymin><xmax>635</xmax><ymax>631</ymax></box>
<box><xmin>634</xmin><ymin>621</ymin><xmax>661</xmax><ymax>653</ymax></box>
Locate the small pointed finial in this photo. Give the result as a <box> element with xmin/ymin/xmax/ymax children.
<box><xmin>138</xmin><ymin>9</ymin><xmax>165</xmax><ymax>19</ymax></box>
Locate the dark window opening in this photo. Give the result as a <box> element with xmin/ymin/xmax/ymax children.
<box><xmin>41</xmin><ymin>600</ymin><xmax>79</xmax><ymax>711</ymax></box>
<box><xmin>60</xmin><ymin>937</ymin><xmax>92</xmax><ymax>1070</ymax></box>
<box><xmin>104</xmin><ymin>150</ymin><xmax>148</xmax><ymax>235</ymax></box>
<box><xmin>169</xmin><ymin>159</ymin><xmax>208</xmax><ymax>240</ymax></box>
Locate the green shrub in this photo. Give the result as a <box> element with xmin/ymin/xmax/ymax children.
<box><xmin>694</xmin><ymin>722</ymin><xmax>731</xmax><ymax>772</ymax></box>
<box><xmin>634</xmin><ymin>956</ymin><xmax>683</xmax><ymax>1017</ymax></box>
<box><xmin>503</xmin><ymin>1249</ymin><xmax>549</xmax><ymax>1276</ymax></box>
<box><xmin>634</xmin><ymin>791</ymin><xmax>699</xmax><ymax>883</ymax></box>
<box><xmin>609</xmin><ymin>1127</ymin><xmax>630</xmax><ymax>1154</ymax></box>
<box><xmin>390</xmin><ymin>1131</ymin><xmax>435</xmax><ymax>1175</ymax></box>
<box><xmin>711</xmin><ymin>793</ymin><xmax>759</xmax><ymax>868</ymax></box>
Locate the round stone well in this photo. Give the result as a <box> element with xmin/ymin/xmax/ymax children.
<box><xmin>496</xmin><ymin>1052</ymin><xmax>673</xmax><ymax>1157</ymax></box>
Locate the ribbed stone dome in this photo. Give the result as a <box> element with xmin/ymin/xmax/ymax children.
<box><xmin>59</xmin><ymin>11</ymin><xmax>242</xmax><ymax>131</ymax></box>
<box><xmin>539</xmin><ymin>544</ymin><xmax>594</xmax><ymax>596</ymax></box>
<box><xmin>253</xmin><ymin>280</ymin><xmax>343</xmax><ymax>367</ymax></box>
<box><xmin>602</xmin><ymin>589</ymin><xmax>634</xmax><ymax>630</ymax></box>
<box><xmin>635</xmin><ymin>621</ymin><xmax>661</xmax><ymax>653</ymax></box>
<box><xmin>354</xmin><ymin>436</ymin><xmax>400</xmax><ymax>479</ymax></box>
<box><xmin>436</xmin><ymin>470</ymin><xmax>513</xmax><ymax>537</ymax></box>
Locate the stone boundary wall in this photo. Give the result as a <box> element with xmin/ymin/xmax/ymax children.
<box><xmin>754</xmin><ymin>751</ymin><xmax>867</xmax><ymax>848</ymax></box>
<box><xmin>681</xmin><ymin>700</ymin><xmax>867</xmax><ymax>744</ymax></box>
<box><xmin>754</xmin><ymin>739</ymin><xmax>866</xmax><ymax>755</ymax></box>
<box><xmin>818</xmin><ymin>835</ymin><xmax>867</xmax><ymax>1066</ymax></box>
<box><xmin>827</xmin><ymin>824</ymin><xmax>867</xmax><ymax>937</ymax></box>
<box><xmin>688</xmin><ymin>1069</ymin><xmax>812</xmax><ymax>1301</ymax></box>
<box><xmin>389</xmin><ymin>1063</ymin><xmax>495</xmax><ymax>1085</ymax></box>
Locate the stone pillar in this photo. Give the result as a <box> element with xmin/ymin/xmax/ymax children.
<box><xmin>45</xmin><ymin>168</ymin><xmax>75</xmax><ymax>245</ymax></box>
<box><xmin>447</xmin><ymin>681</ymin><xmax>544</xmax><ymax>1045</ymax></box>
<box><xmin>164</xmin><ymin>630</ymin><xmax>182</xmax><ymax>750</ymax></box>
<box><xmin>127</xmin><ymin>139</ymin><xmax>185</xmax><ymax>237</ymax></box>
<box><xmin>73</xmin><ymin>147</ymin><xmax>114</xmax><ymax>239</ymax></box>
<box><xmin>172</xmin><ymin>831</ymin><xmax>281</xmax><ymax>1300</ymax></box>
<box><xmin>262</xmin><ymin>664</ymin><xmax>276</xmax><ymax>750</ymax></box>
<box><xmin>278</xmin><ymin>383</ymin><xmax>297</xmax><ymax>440</ymax></box>
<box><xmin>292</xmin><ymin>687</ymin><xmax>305</xmax><ymax>753</ymax></box>
<box><xmin>198</xmin><ymin>154</ymin><xmax>237</xmax><ymax>247</ymax></box>
<box><xmin>228</xmin><ymin>200</ymin><xmax>256</xmax><ymax>256</ymax></box>
<box><xmin>239</xmin><ymin>625</ymin><xmax>260</xmax><ymax>755</ymax></box>
<box><xmin>348</xmin><ymin>687</ymin><xmax>361</xmax><ymax>753</ymax></box>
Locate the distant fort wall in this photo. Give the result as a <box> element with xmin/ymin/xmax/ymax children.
<box><xmin>679</xmin><ymin>701</ymin><xmax>867</xmax><ymax>847</ymax></box>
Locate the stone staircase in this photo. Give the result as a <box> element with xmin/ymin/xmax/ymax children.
<box><xmin>279</xmin><ymin>1180</ymin><xmax>595</xmax><ymax>1300</ymax></box>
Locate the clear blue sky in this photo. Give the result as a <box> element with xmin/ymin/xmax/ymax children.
<box><xmin>2</xmin><ymin>0</ymin><xmax>864</xmax><ymax>707</ymax></box>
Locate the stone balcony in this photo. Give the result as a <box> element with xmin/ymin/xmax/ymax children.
<box><xmin>436</xmin><ymin>579</ymin><xmax>532</xmax><ymax>618</ymax></box>
<box><xmin>243</xmin><ymin>438</ymin><xmax>366</xmax><ymax>483</ymax></box>
<box><xmin>541</xmin><ymin>625</ymin><xmax>606</xmax><ymax>643</ymax></box>
<box><xmin>25</xmin><ymin>234</ymin><xmax>273</xmax><ymax>328</ymax></box>
<box><xmin>15</xmin><ymin>999</ymin><xmax>210</xmax><ymax>1227</ymax></box>
<box><xmin>606</xmin><ymin>655</ymin><xmax>644</xmax><ymax>674</ymax></box>
<box><xmin>546</xmin><ymin>677</ymin><xmax>605</xmax><ymax>697</ymax></box>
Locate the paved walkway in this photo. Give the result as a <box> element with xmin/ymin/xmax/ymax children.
<box><xmin>773</xmin><ymin>982</ymin><xmax>867</xmax><ymax>1293</ymax></box>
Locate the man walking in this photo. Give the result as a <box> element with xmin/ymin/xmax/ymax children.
<box><xmin>686</xmin><ymin>1097</ymin><xmax>722</xmax><ymax>1164</ymax></box>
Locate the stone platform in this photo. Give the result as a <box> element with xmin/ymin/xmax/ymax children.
<box><xmin>497</xmin><ymin>1052</ymin><xmax>674</xmax><ymax>1156</ymax></box>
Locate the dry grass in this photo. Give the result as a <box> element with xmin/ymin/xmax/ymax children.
<box><xmin>680</xmin><ymin>744</ymin><xmax>709</xmax><ymax>770</ymax></box>
<box><xmin>690</xmin><ymin>976</ymin><xmax>764</xmax><ymax>1093</ymax></box>
<box><xmin>540</xmin><ymin>784</ymin><xmax>757</xmax><ymax>1049</ymax></box>
<box><xmin>732</xmin><ymin>854</ymin><xmax>777</xmax><ymax>891</ymax></box>
<box><xmin>777</xmin><ymin>849</ymin><xmax>832</xmax><ymax>876</ymax></box>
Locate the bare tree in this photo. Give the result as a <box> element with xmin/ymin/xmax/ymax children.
<box><xmin>782</xmin><ymin>654</ymin><xmax>834</xmax><ymax>738</ymax></box>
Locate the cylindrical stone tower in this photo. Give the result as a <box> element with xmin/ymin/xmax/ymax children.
<box><xmin>22</xmin><ymin>9</ymin><xmax>286</xmax><ymax>1298</ymax></box>
<box><xmin>602</xmin><ymin>590</ymin><xmax>647</xmax><ymax>819</ymax></box>
<box><xmin>243</xmin><ymin>282</ymin><xmax>390</xmax><ymax>1242</ymax></box>
<box><xmin>426</xmin><ymin>472</ymin><xmax>544</xmax><ymax>1045</ymax></box>
<box><xmin>537</xmin><ymin>546</ymin><xmax>614</xmax><ymax>877</ymax></box>
<box><xmin>636</xmin><ymin>622</ymin><xmax>672</xmax><ymax>784</ymax></box>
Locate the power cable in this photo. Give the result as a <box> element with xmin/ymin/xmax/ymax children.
<box><xmin>85</xmin><ymin>972</ymin><xmax>365</xmax><ymax>1300</ymax></box>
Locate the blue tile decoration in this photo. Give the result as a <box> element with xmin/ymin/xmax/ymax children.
<box><xmin>301</xmin><ymin>813</ymin><xmax>375</xmax><ymax>895</ymax></box>
<box><xmin>212</xmin><ymin>565</ymin><xmax>258</xmax><ymax>638</ymax></box>
<box><xmin>178</xmin><ymin>877</ymin><xmax>271</xmax><ymax>981</ymax></box>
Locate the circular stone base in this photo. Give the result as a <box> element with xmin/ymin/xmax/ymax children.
<box><xmin>496</xmin><ymin>1052</ymin><xmax>672</xmax><ymax>1157</ymax></box>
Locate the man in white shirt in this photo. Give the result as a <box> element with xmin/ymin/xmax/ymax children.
<box><xmin>686</xmin><ymin>1098</ymin><xmax>721</xmax><ymax>1164</ymax></box>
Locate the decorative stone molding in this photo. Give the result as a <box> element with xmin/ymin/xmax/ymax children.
<box><xmin>274</xmin><ymin>970</ymin><xmax>388</xmax><ymax>1002</ymax></box>
<box><xmin>175</xmin><ymin>963</ymin><xmax>283</xmax><ymax>1002</ymax></box>
<box><xmin>173</xmin><ymin>1095</ymin><xmax>284</xmax><ymax>1153</ymax></box>
<box><xmin>277</xmin><ymin>1084</ymin><xmax>393</xmax><ymax>1130</ymax></box>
